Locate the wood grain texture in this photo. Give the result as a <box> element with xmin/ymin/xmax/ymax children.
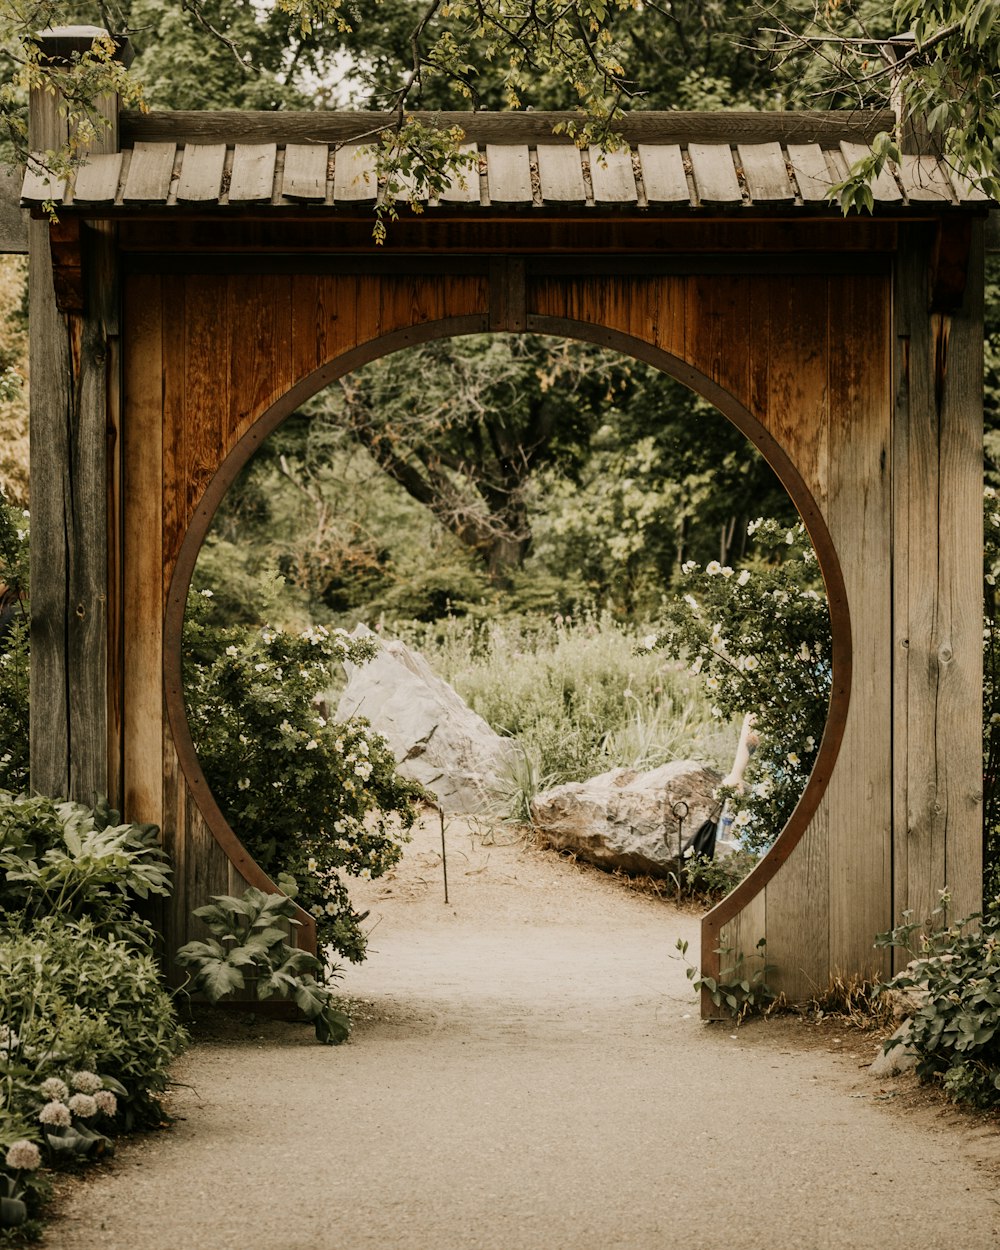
<box><xmin>786</xmin><ymin>144</ymin><xmax>835</xmax><ymax>203</ymax></box>
<box><xmin>588</xmin><ymin>147</ymin><xmax>637</xmax><ymax>203</ymax></box>
<box><xmin>71</xmin><ymin>153</ymin><xmax>122</xmax><ymax>204</ymax></box>
<box><xmin>175</xmin><ymin>144</ymin><xmax>226</xmax><ymax>202</ymax></box>
<box><xmin>637</xmin><ymin>144</ymin><xmax>688</xmax><ymax>203</ymax></box>
<box><xmin>438</xmin><ymin>145</ymin><xmax>480</xmax><ymax>203</ymax></box>
<box><xmin>122</xmin><ymin>275</ymin><xmax>163</xmax><ymax>825</ymax></box>
<box><xmin>486</xmin><ymin>144</ymin><xmax>532</xmax><ymax>204</ymax></box>
<box><xmin>122</xmin><ymin>141</ymin><xmax>176</xmax><ymax>202</ymax></box>
<box><xmin>228</xmin><ymin>144</ymin><xmax>277</xmax><ymax>202</ymax></box>
<box><xmin>825</xmin><ymin>273</ymin><xmax>892</xmax><ymax>977</ymax></box>
<box><xmin>737</xmin><ymin>142</ymin><xmax>794</xmax><ymax>204</ymax></box>
<box><xmin>282</xmin><ymin>143</ymin><xmax>328</xmax><ymax>200</ymax></box>
<box><xmin>899</xmin><ymin>154</ymin><xmax>955</xmax><ymax>204</ymax></box>
<box><xmin>536</xmin><ymin>145</ymin><xmax>586</xmax><ymax>202</ymax></box>
<box><xmin>122</xmin><ymin>108</ymin><xmax>898</xmax><ymax>147</ymax></box>
<box><xmin>333</xmin><ymin>145</ymin><xmax>376</xmax><ymax>202</ymax></box>
<box><xmin>688</xmin><ymin>143</ymin><xmax>741</xmax><ymax>204</ymax></box>
<box><xmin>840</xmin><ymin>141</ymin><xmax>902</xmax><ymax>202</ymax></box>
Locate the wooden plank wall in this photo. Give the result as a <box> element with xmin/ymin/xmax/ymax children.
<box><xmin>529</xmin><ymin>271</ymin><xmax>893</xmax><ymax>999</ymax></box>
<box><xmin>893</xmin><ymin>225</ymin><xmax>984</xmax><ymax>939</ymax></box>
<box><xmin>121</xmin><ymin>259</ymin><xmax>981</xmax><ymax>1001</ymax></box>
<box><xmin>122</xmin><ymin>272</ymin><xmax>489</xmax><ymax>963</ymax></box>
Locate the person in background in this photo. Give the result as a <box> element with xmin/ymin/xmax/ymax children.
<box><xmin>716</xmin><ymin>712</ymin><xmax>758</xmax><ymax>851</ymax></box>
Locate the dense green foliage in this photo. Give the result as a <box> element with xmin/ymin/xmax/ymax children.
<box><xmin>651</xmin><ymin>520</ymin><xmax>831</xmax><ymax>854</ymax></box>
<box><xmin>176</xmin><ymin>886</ymin><xmax>350</xmax><ymax>1044</ymax></box>
<box><xmin>0</xmin><ymin>790</ymin><xmax>187</xmax><ymax>1236</ymax></box>
<box><xmin>183</xmin><ymin>602</ymin><xmax>419</xmax><ymax>963</ymax></box>
<box><xmin>877</xmin><ymin>897</ymin><xmax>1000</xmax><ymax>1108</ymax></box>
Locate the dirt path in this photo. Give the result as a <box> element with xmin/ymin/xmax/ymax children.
<box><xmin>49</xmin><ymin>816</ymin><xmax>1000</xmax><ymax>1250</ymax></box>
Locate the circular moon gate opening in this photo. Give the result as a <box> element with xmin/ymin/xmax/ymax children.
<box><xmin>162</xmin><ymin>317</ymin><xmax>850</xmax><ymax>996</ymax></box>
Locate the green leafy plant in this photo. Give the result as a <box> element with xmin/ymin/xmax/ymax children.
<box><xmin>184</xmin><ymin>603</ymin><xmax>420</xmax><ymax>963</ymax></box>
<box><xmin>875</xmin><ymin>896</ymin><xmax>1000</xmax><ymax>1108</ymax></box>
<box><xmin>676</xmin><ymin>936</ymin><xmax>777</xmax><ymax>1022</ymax></box>
<box><xmin>176</xmin><ymin>886</ymin><xmax>350</xmax><ymax>1046</ymax></box>
<box><xmin>649</xmin><ymin>519</ymin><xmax>830</xmax><ymax>854</ymax></box>
<box><xmin>0</xmin><ymin>793</ymin><xmax>171</xmax><ymax>932</ymax></box>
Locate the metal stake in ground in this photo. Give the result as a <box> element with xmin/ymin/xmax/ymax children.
<box><xmin>439</xmin><ymin>806</ymin><xmax>449</xmax><ymax>905</ymax></box>
<box><xmin>670</xmin><ymin>800</ymin><xmax>689</xmax><ymax>906</ymax></box>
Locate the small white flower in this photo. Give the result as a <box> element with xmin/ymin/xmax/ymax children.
<box><xmin>200</xmin><ymin>588</ymin><xmax>214</xmax><ymax>598</ymax></box>
<box><xmin>798</xmin><ymin>642</ymin><xmax>811</xmax><ymax>661</ymax></box>
<box><xmin>681</xmin><ymin>560</ymin><xmax>697</xmax><ymax>574</ymax></box>
<box><xmin>68</xmin><ymin>1093</ymin><xmax>98</xmax><ymax>1118</ymax></box>
<box><xmin>325</xmin><ymin>901</ymin><xmax>338</xmax><ymax>915</ymax></box>
<box><xmin>683</xmin><ymin>593</ymin><xmax>699</xmax><ymax>612</ymax></box>
<box><xmin>690</xmin><ymin>655</ymin><xmax>703</xmax><ymax>675</ymax></box>
<box><xmin>741</xmin><ymin>655</ymin><xmax>759</xmax><ymax>671</ymax></box>
<box><xmin>39</xmin><ymin>1100</ymin><xmax>71</xmax><ymax>1128</ymax></box>
<box><xmin>359</xmin><ymin>868</ymin><xmax>372</xmax><ymax>881</ymax></box>
<box><xmin>787</xmin><ymin>751</ymin><xmax>800</xmax><ymax>767</ymax></box>
<box><xmin>279</xmin><ymin>720</ymin><xmax>293</xmax><ymax>734</ymax></box>
<box><xmin>307</xmin><ymin>857</ymin><xmax>318</xmax><ymax>872</ymax></box>
<box><xmin>706</xmin><ymin>676</ymin><xmax>720</xmax><ymax>691</ymax></box>
<box><xmin>785</xmin><ymin>530</ymin><xmax>796</xmax><ymax>544</ymax></box>
<box><xmin>93</xmin><ymin>1090</ymin><xmax>118</xmax><ymax>1117</ymax></box>
<box><xmin>70</xmin><ymin>1071</ymin><xmax>102</xmax><ymax>1094</ymax></box>
<box><xmin>706</xmin><ymin>560</ymin><xmax>722</xmax><ymax>576</ymax></box>
<box><xmin>806</xmin><ymin>735</ymin><xmax>816</xmax><ymax>751</ymax></box>
<box><xmin>747</xmin><ymin>518</ymin><xmax>762</xmax><ymax>535</ymax></box>
<box><xmin>737</xmin><ymin>569</ymin><xmax>751</xmax><ymax>587</ymax></box>
<box><xmin>733</xmin><ymin>810</ymin><xmax>752</xmax><ymax>828</ymax></box>
<box><xmin>988</xmin><ymin>573</ymin><xmax>997</xmax><ymax>587</ymax></box>
<box><xmin>643</xmin><ymin>634</ymin><xmax>658</xmax><ymax>650</ymax></box>
<box><xmin>225</xmin><ymin>645</ymin><xmax>238</xmax><ymax>657</ymax></box>
<box><xmin>721</xmin><ymin>566</ymin><xmax>734</xmax><ymax>578</ymax></box>
<box><xmin>39</xmin><ymin>1077</ymin><xmax>68</xmax><ymax>1102</ymax></box>
<box><xmin>306</xmin><ymin>739</ymin><xmax>319</xmax><ymax>750</ymax></box>
<box><xmin>237</xmin><ymin>777</ymin><xmax>250</xmax><ymax>791</ymax></box>
<box><xmin>254</xmin><ymin>662</ymin><xmax>268</xmax><ymax>672</ymax></box>
<box><xmin>4</xmin><ymin>1140</ymin><xmax>41</xmax><ymax>1171</ymax></box>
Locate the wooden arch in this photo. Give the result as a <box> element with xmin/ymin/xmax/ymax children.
<box><xmin>23</xmin><ymin>38</ymin><xmax>986</xmax><ymax>1008</ymax></box>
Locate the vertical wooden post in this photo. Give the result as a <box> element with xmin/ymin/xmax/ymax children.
<box><xmin>28</xmin><ymin>27</ymin><xmax>130</xmax><ymax>803</ymax></box>
<box><xmin>893</xmin><ymin>222</ymin><xmax>984</xmax><ymax>943</ymax></box>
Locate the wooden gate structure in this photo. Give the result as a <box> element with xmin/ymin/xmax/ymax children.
<box><xmin>21</xmin><ymin>30</ymin><xmax>989</xmax><ymax>1008</ymax></box>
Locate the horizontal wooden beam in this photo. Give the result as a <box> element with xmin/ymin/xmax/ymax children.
<box><xmin>120</xmin><ymin>109</ymin><xmax>898</xmax><ymax>149</ymax></box>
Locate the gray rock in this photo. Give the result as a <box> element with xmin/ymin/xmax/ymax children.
<box><xmin>869</xmin><ymin>1022</ymin><xmax>919</xmax><ymax>1077</ymax></box>
<box><xmin>335</xmin><ymin>627</ymin><xmax>519</xmax><ymax>814</ymax></box>
<box><xmin>530</xmin><ymin>761</ymin><xmax>722</xmax><ymax>876</ymax></box>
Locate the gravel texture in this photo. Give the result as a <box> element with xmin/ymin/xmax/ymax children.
<box><xmin>48</xmin><ymin>815</ymin><xmax>1000</xmax><ymax>1250</ymax></box>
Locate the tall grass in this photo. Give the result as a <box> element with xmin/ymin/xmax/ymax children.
<box><xmin>385</xmin><ymin>610</ymin><xmax>737</xmax><ymax>788</ymax></box>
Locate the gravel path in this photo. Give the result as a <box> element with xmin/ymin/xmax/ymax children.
<box><xmin>48</xmin><ymin>816</ymin><xmax>1000</xmax><ymax>1250</ymax></box>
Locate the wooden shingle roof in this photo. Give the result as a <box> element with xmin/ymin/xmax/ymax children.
<box><xmin>21</xmin><ymin>109</ymin><xmax>990</xmax><ymax>214</ymax></box>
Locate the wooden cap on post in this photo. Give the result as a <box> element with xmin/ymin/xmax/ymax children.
<box><xmin>36</xmin><ymin>25</ymin><xmax>134</xmax><ymax>68</ymax></box>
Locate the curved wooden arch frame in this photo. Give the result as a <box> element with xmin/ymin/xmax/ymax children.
<box><xmin>163</xmin><ymin>310</ymin><xmax>852</xmax><ymax>978</ymax></box>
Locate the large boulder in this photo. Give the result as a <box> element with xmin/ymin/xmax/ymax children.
<box><xmin>335</xmin><ymin>628</ymin><xmax>519</xmax><ymax>814</ymax></box>
<box><xmin>530</xmin><ymin>761</ymin><xmax>722</xmax><ymax>876</ymax></box>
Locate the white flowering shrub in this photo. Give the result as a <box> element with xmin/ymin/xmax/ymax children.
<box><xmin>183</xmin><ymin>600</ymin><xmax>420</xmax><ymax>964</ymax></box>
<box><xmin>648</xmin><ymin>519</ymin><xmax>831</xmax><ymax>853</ymax></box>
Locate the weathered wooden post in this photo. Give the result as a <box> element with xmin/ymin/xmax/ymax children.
<box><xmin>27</xmin><ymin>26</ymin><xmax>130</xmax><ymax>804</ymax></box>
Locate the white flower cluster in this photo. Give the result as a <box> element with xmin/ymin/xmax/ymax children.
<box><xmin>4</xmin><ymin>1140</ymin><xmax>40</xmax><ymax>1171</ymax></box>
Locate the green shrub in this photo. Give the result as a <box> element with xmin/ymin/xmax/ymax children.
<box><xmin>0</xmin><ymin>915</ymin><xmax>187</xmax><ymax>1132</ymax></box>
<box><xmin>876</xmin><ymin>897</ymin><xmax>1000</xmax><ymax>1108</ymax></box>
<box><xmin>0</xmin><ymin>793</ymin><xmax>171</xmax><ymax>933</ymax></box>
<box><xmin>650</xmin><ymin>519</ymin><xmax>830</xmax><ymax>853</ymax></box>
<box><xmin>183</xmin><ymin>604</ymin><xmax>420</xmax><ymax>964</ymax></box>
